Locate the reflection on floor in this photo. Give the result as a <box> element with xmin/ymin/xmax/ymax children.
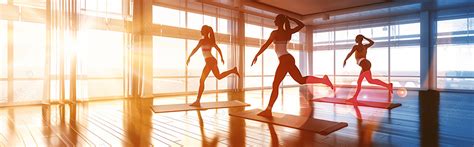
<box><xmin>0</xmin><ymin>86</ymin><xmax>473</xmax><ymax>146</ymax></box>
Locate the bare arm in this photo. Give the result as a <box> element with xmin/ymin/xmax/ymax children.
<box><xmin>287</xmin><ymin>16</ymin><xmax>305</xmax><ymax>34</ymax></box>
<box><xmin>284</xmin><ymin>16</ymin><xmax>291</xmax><ymax>31</ymax></box>
<box><xmin>214</xmin><ymin>43</ymin><xmax>225</xmax><ymax>64</ymax></box>
<box><xmin>252</xmin><ymin>32</ymin><xmax>275</xmax><ymax>66</ymax></box>
<box><xmin>186</xmin><ymin>40</ymin><xmax>202</xmax><ymax>65</ymax></box>
<box><xmin>363</xmin><ymin>36</ymin><xmax>374</xmax><ymax>48</ymax></box>
<box><xmin>343</xmin><ymin>46</ymin><xmax>357</xmax><ymax>67</ymax></box>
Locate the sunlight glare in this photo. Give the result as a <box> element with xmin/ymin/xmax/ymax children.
<box><xmin>397</xmin><ymin>88</ymin><xmax>408</xmax><ymax>98</ymax></box>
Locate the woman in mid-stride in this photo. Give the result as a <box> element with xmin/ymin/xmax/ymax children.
<box><xmin>251</xmin><ymin>14</ymin><xmax>333</xmax><ymax>117</ymax></box>
<box><xmin>187</xmin><ymin>25</ymin><xmax>240</xmax><ymax>107</ymax></box>
<box><xmin>342</xmin><ymin>34</ymin><xmax>393</xmax><ymax>103</ymax></box>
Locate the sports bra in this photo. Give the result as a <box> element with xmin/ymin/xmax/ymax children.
<box><xmin>201</xmin><ymin>44</ymin><xmax>213</xmax><ymax>59</ymax></box>
<box><xmin>202</xmin><ymin>44</ymin><xmax>212</xmax><ymax>51</ymax></box>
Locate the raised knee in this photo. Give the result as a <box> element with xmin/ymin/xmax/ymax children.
<box><xmin>216</xmin><ymin>76</ymin><xmax>224</xmax><ymax>80</ymax></box>
<box><xmin>296</xmin><ymin>77</ymin><xmax>307</xmax><ymax>85</ymax></box>
<box><xmin>296</xmin><ymin>80</ymin><xmax>305</xmax><ymax>85</ymax></box>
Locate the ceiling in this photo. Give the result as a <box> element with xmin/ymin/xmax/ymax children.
<box><xmin>255</xmin><ymin>0</ymin><xmax>390</xmax><ymax>15</ymax></box>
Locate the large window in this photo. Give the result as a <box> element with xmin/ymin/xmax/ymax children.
<box><xmin>0</xmin><ymin>0</ymin><xmax>131</xmax><ymax>105</ymax></box>
<box><xmin>313</xmin><ymin>16</ymin><xmax>421</xmax><ymax>89</ymax></box>
<box><xmin>436</xmin><ymin>10</ymin><xmax>474</xmax><ymax>90</ymax></box>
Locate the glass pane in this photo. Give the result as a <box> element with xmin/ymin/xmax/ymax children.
<box><xmin>14</xmin><ymin>80</ymin><xmax>43</xmax><ymax>102</ymax></box>
<box><xmin>245</xmin><ymin>77</ymin><xmax>262</xmax><ymax>89</ymax></box>
<box><xmin>263</xmin><ymin>27</ymin><xmax>273</xmax><ymax>40</ymax></box>
<box><xmin>153</xmin><ymin>36</ymin><xmax>186</xmax><ymax>77</ymax></box>
<box><xmin>437</xmin><ymin>18</ymin><xmax>468</xmax><ymax>33</ymax></box>
<box><xmin>13</xmin><ymin>21</ymin><xmax>45</xmax><ymax>102</ymax></box>
<box><xmin>437</xmin><ymin>44</ymin><xmax>474</xmax><ymax>90</ymax></box>
<box><xmin>188</xmin><ymin>77</ymin><xmax>216</xmax><ymax>92</ymax></box>
<box><xmin>77</xmin><ymin>29</ymin><xmax>124</xmax><ymax>98</ymax></box>
<box><xmin>187</xmin><ymin>12</ymin><xmax>216</xmax><ymax>30</ymax></box>
<box><xmin>77</xmin><ymin>79</ymin><xmax>123</xmax><ymax>98</ymax></box>
<box><xmin>152</xmin><ymin>6</ymin><xmax>186</xmax><ymax>27</ymax></box>
<box><xmin>0</xmin><ymin>20</ymin><xmax>6</xmax><ymax>78</ymax></box>
<box><xmin>245</xmin><ymin>46</ymin><xmax>262</xmax><ymax>75</ymax></box>
<box><xmin>391</xmin><ymin>46</ymin><xmax>420</xmax><ymax>76</ymax></box>
<box><xmin>391</xmin><ymin>77</ymin><xmax>420</xmax><ymax>88</ymax></box>
<box><xmin>283</xmin><ymin>75</ymin><xmax>298</xmax><ymax>86</ymax></box>
<box><xmin>78</xmin><ymin>29</ymin><xmax>124</xmax><ymax>77</ymax></box>
<box><xmin>398</xmin><ymin>23</ymin><xmax>420</xmax><ymax>36</ymax></box>
<box><xmin>313</xmin><ymin>31</ymin><xmax>332</xmax><ymax>45</ymax></box>
<box><xmin>437</xmin><ymin>17</ymin><xmax>474</xmax><ymax>90</ymax></box>
<box><xmin>245</xmin><ymin>23</ymin><xmax>262</xmax><ymax>39</ymax></box>
<box><xmin>217</xmin><ymin>18</ymin><xmax>229</xmax><ymax>34</ymax></box>
<box><xmin>437</xmin><ymin>77</ymin><xmax>474</xmax><ymax>90</ymax></box>
<box><xmin>80</xmin><ymin>0</ymin><xmax>123</xmax><ymax>19</ymax></box>
<box><xmin>13</xmin><ymin>21</ymin><xmax>45</xmax><ymax>78</ymax></box>
<box><xmin>0</xmin><ymin>81</ymin><xmax>6</xmax><ymax>103</ymax></box>
<box><xmin>153</xmin><ymin>78</ymin><xmax>186</xmax><ymax>93</ymax></box>
<box><xmin>0</xmin><ymin>20</ymin><xmax>4</xmax><ymax>103</ymax></box>
<box><xmin>391</xmin><ymin>22</ymin><xmax>420</xmax><ymax>88</ymax></box>
<box><xmin>290</xmin><ymin>32</ymin><xmax>300</xmax><ymax>43</ymax></box>
<box><xmin>0</xmin><ymin>20</ymin><xmax>5</xmax><ymax>103</ymax></box>
<box><xmin>313</xmin><ymin>50</ymin><xmax>334</xmax><ymax>76</ymax></box>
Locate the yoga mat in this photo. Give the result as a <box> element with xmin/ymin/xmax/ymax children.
<box><xmin>312</xmin><ymin>97</ymin><xmax>401</xmax><ymax>109</ymax></box>
<box><xmin>229</xmin><ymin>109</ymin><xmax>348</xmax><ymax>135</ymax></box>
<box><xmin>151</xmin><ymin>100</ymin><xmax>250</xmax><ymax>113</ymax></box>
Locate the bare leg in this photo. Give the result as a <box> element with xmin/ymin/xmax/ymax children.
<box><xmin>212</xmin><ymin>66</ymin><xmax>239</xmax><ymax>80</ymax></box>
<box><xmin>258</xmin><ymin>64</ymin><xmax>287</xmax><ymax>117</ymax></box>
<box><xmin>365</xmin><ymin>71</ymin><xmax>393</xmax><ymax>93</ymax></box>
<box><xmin>190</xmin><ymin>65</ymin><xmax>212</xmax><ymax>107</ymax></box>
<box><xmin>347</xmin><ymin>71</ymin><xmax>366</xmax><ymax>103</ymax></box>
<box><xmin>287</xmin><ymin>63</ymin><xmax>333</xmax><ymax>89</ymax></box>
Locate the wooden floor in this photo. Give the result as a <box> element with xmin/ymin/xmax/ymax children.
<box><xmin>0</xmin><ymin>86</ymin><xmax>473</xmax><ymax>146</ymax></box>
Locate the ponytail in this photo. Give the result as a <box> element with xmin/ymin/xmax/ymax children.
<box><xmin>208</xmin><ymin>26</ymin><xmax>216</xmax><ymax>45</ymax></box>
<box><xmin>284</xmin><ymin>16</ymin><xmax>291</xmax><ymax>31</ymax></box>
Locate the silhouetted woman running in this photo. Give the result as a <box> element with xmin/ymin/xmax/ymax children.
<box><xmin>187</xmin><ymin>25</ymin><xmax>240</xmax><ymax>107</ymax></box>
<box><xmin>252</xmin><ymin>14</ymin><xmax>333</xmax><ymax>117</ymax></box>
<box><xmin>343</xmin><ymin>34</ymin><xmax>393</xmax><ymax>103</ymax></box>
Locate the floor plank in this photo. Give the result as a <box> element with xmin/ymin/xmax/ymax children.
<box><xmin>0</xmin><ymin>87</ymin><xmax>473</xmax><ymax>146</ymax></box>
